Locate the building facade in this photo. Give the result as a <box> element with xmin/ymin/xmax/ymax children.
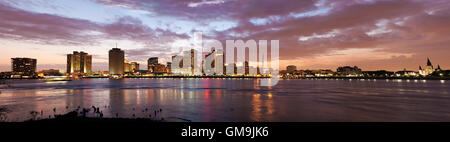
<box><xmin>109</xmin><ymin>48</ymin><xmax>125</xmax><ymax>75</ymax></box>
<box><xmin>67</xmin><ymin>51</ymin><xmax>92</xmax><ymax>74</ymax></box>
<box><xmin>286</xmin><ymin>65</ymin><xmax>297</xmax><ymax>73</ymax></box>
<box><xmin>337</xmin><ymin>66</ymin><xmax>362</xmax><ymax>77</ymax></box>
<box><xmin>130</xmin><ymin>62</ymin><xmax>139</xmax><ymax>73</ymax></box>
<box><xmin>419</xmin><ymin>58</ymin><xmax>435</xmax><ymax>76</ymax></box>
<box><xmin>166</xmin><ymin>62</ymin><xmax>172</xmax><ymax>73</ymax></box>
<box><xmin>148</xmin><ymin>57</ymin><xmax>158</xmax><ymax>73</ymax></box>
<box><xmin>11</xmin><ymin>58</ymin><xmax>37</xmax><ymax>75</ymax></box>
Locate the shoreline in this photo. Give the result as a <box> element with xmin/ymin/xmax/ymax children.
<box><xmin>0</xmin><ymin>107</ymin><xmax>176</xmax><ymax>123</ymax></box>
<box><xmin>282</xmin><ymin>76</ymin><xmax>450</xmax><ymax>80</ymax></box>
<box><xmin>1</xmin><ymin>76</ymin><xmax>449</xmax><ymax>80</ymax></box>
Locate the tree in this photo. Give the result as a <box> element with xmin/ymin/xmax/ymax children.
<box><xmin>30</xmin><ymin>111</ymin><xmax>39</xmax><ymax>120</ymax></box>
<box><xmin>0</xmin><ymin>107</ymin><xmax>10</xmax><ymax>122</ymax></box>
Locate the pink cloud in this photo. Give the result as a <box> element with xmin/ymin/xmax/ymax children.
<box><xmin>1</xmin><ymin>0</ymin><xmax>450</xmax><ymax>71</ymax></box>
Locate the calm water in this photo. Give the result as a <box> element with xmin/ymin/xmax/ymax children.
<box><xmin>0</xmin><ymin>78</ymin><xmax>449</xmax><ymax>122</ymax></box>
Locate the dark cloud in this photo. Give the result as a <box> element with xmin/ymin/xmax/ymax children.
<box><xmin>0</xmin><ymin>3</ymin><xmax>188</xmax><ymax>46</ymax></box>
<box><xmin>1</xmin><ymin>0</ymin><xmax>450</xmax><ymax>71</ymax></box>
<box><xmin>93</xmin><ymin>0</ymin><xmax>317</xmax><ymax>21</ymax></box>
<box><xmin>0</xmin><ymin>4</ymin><xmax>100</xmax><ymax>45</ymax></box>
<box><xmin>215</xmin><ymin>0</ymin><xmax>450</xmax><ymax>70</ymax></box>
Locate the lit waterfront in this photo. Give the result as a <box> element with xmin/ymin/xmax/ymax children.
<box><xmin>1</xmin><ymin>78</ymin><xmax>449</xmax><ymax>122</ymax></box>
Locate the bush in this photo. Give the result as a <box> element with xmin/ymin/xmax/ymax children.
<box><xmin>0</xmin><ymin>107</ymin><xmax>10</xmax><ymax>122</ymax></box>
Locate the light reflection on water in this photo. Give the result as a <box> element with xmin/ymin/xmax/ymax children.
<box><xmin>0</xmin><ymin>78</ymin><xmax>450</xmax><ymax>122</ymax></box>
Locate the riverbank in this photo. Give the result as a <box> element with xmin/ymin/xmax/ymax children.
<box><xmin>0</xmin><ymin>110</ymin><xmax>163</xmax><ymax>124</ymax></box>
<box><xmin>0</xmin><ymin>75</ymin><xmax>271</xmax><ymax>80</ymax></box>
<box><xmin>282</xmin><ymin>76</ymin><xmax>450</xmax><ymax>80</ymax></box>
<box><xmin>1</xmin><ymin>79</ymin><xmax>450</xmax><ymax>122</ymax></box>
<box><xmin>1</xmin><ymin>76</ymin><xmax>450</xmax><ymax>80</ymax></box>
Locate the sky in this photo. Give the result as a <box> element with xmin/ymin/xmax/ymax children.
<box><xmin>0</xmin><ymin>0</ymin><xmax>449</xmax><ymax>72</ymax></box>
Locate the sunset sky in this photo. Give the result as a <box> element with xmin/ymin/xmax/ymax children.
<box><xmin>0</xmin><ymin>0</ymin><xmax>449</xmax><ymax>72</ymax></box>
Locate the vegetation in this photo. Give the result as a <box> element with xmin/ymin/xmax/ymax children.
<box><xmin>0</xmin><ymin>107</ymin><xmax>10</xmax><ymax>122</ymax></box>
<box><xmin>29</xmin><ymin>111</ymin><xmax>39</xmax><ymax>120</ymax></box>
<box><xmin>431</xmin><ymin>70</ymin><xmax>450</xmax><ymax>77</ymax></box>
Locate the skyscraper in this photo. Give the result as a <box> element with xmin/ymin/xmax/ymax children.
<box><xmin>67</xmin><ymin>51</ymin><xmax>92</xmax><ymax>74</ymax></box>
<box><xmin>148</xmin><ymin>57</ymin><xmax>158</xmax><ymax>65</ymax></box>
<box><xmin>166</xmin><ymin>62</ymin><xmax>172</xmax><ymax>73</ymax></box>
<box><xmin>182</xmin><ymin>49</ymin><xmax>198</xmax><ymax>75</ymax></box>
<box><xmin>244</xmin><ymin>61</ymin><xmax>249</xmax><ymax>75</ymax></box>
<box><xmin>109</xmin><ymin>48</ymin><xmax>125</xmax><ymax>75</ymax></box>
<box><xmin>11</xmin><ymin>58</ymin><xmax>37</xmax><ymax>75</ymax></box>
<box><xmin>148</xmin><ymin>57</ymin><xmax>158</xmax><ymax>72</ymax></box>
<box><xmin>215</xmin><ymin>49</ymin><xmax>224</xmax><ymax>75</ymax></box>
<box><xmin>190</xmin><ymin>49</ymin><xmax>198</xmax><ymax>75</ymax></box>
<box><xmin>171</xmin><ymin>55</ymin><xmax>183</xmax><ymax>74</ymax></box>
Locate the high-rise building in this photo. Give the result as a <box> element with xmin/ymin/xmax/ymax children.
<box><xmin>216</xmin><ymin>49</ymin><xmax>224</xmax><ymax>75</ymax></box>
<box><xmin>245</xmin><ymin>61</ymin><xmax>250</xmax><ymax>75</ymax></box>
<box><xmin>166</xmin><ymin>62</ymin><xmax>172</xmax><ymax>73</ymax></box>
<box><xmin>109</xmin><ymin>48</ymin><xmax>125</xmax><ymax>75</ymax></box>
<box><xmin>148</xmin><ymin>57</ymin><xmax>158</xmax><ymax>72</ymax></box>
<box><xmin>171</xmin><ymin>55</ymin><xmax>183</xmax><ymax>74</ymax></box>
<box><xmin>67</xmin><ymin>51</ymin><xmax>92</xmax><ymax>74</ymax></box>
<box><xmin>124</xmin><ymin>59</ymin><xmax>139</xmax><ymax>73</ymax></box>
<box><xmin>124</xmin><ymin>59</ymin><xmax>131</xmax><ymax>73</ymax></box>
<box><xmin>190</xmin><ymin>49</ymin><xmax>199</xmax><ymax>75</ymax></box>
<box><xmin>148</xmin><ymin>57</ymin><xmax>158</xmax><ymax>65</ymax></box>
<box><xmin>181</xmin><ymin>49</ymin><xmax>198</xmax><ymax>75</ymax></box>
<box><xmin>170</xmin><ymin>49</ymin><xmax>199</xmax><ymax>75</ymax></box>
<box><xmin>147</xmin><ymin>57</ymin><xmax>167</xmax><ymax>74</ymax></box>
<box><xmin>11</xmin><ymin>58</ymin><xmax>37</xmax><ymax>75</ymax></box>
<box><xmin>203</xmin><ymin>51</ymin><xmax>214</xmax><ymax>75</ymax></box>
<box><xmin>202</xmin><ymin>49</ymin><xmax>225</xmax><ymax>75</ymax></box>
<box><xmin>153</xmin><ymin>64</ymin><xmax>167</xmax><ymax>73</ymax></box>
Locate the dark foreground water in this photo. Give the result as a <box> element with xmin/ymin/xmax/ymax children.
<box><xmin>0</xmin><ymin>78</ymin><xmax>449</xmax><ymax>122</ymax></box>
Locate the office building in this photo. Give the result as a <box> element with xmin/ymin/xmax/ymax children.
<box><xmin>109</xmin><ymin>48</ymin><xmax>125</xmax><ymax>75</ymax></box>
<box><xmin>11</xmin><ymin>57</ymin><xmax>37</xmax><ymax>75</ymax></box>
<box><xmin>130</xmin><ymin>62</ymin><xmax>139</xmax><ymax>73</ymax></box>
<box><xmin>167</xmin><ymin>62</ymin><xmax>172</xmax><ymax>73</ymax></box>
<box><xmin>148</xmin><ymin>57</ymin><xmax>158</xmax><ymax>73</ymax></box>
<box><xmin>67</xmin><ymin>51</ymin><xmax>92</xmax><ymax>74</ymax></box>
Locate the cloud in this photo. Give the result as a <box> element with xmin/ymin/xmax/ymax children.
<box><xmin>93</xmin><ymin>0</ymin><xmax>317</xmax><ymax>21</ymax></box>
<box><xmin>216</xmin><ymin>0</ymin><xmax>450</xmax><ymax>70</ymax></box>
<box><xmin>0</xmin><ymin>4</ymin><xmax>101</xmax><ymax>45</ymax></box>
<box><xmin>0</xmin><ymin>3</ymin><xmax>189</xmax><ymax>66</ymax></box>
<box><xmin>1</xmin><ymin>0</ymin><xmax>450</xmax><ymax>71</ymax></box>
<box><xmin>0</xmin><ymin>2</ymin><xmax>188</xmax><ymax>45</ymax></box>
<box><xmin>188</xmin><ymin>0</ymin><xmax>225</xmax><ymax>8</ymax></box>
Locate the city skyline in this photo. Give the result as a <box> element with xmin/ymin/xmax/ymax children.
<box><xmin>3</xmin><ymin>49</ymin><xmax>446</xmax><ymax>74</ymax></box>
<box><xmin>1</xmin><ymin>49</ymin><xmax>447</xmax><ymax>73</ymax></box>
<box><xmin>0</xmin><ymin>0</ymin><xmax>450</xmax><ymax>72</ymax></box>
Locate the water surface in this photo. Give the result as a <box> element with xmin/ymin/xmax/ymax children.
<box><xmin>0</xmin><ymin>78</ymin><xmax>449</xmax><ymax>122</ymax></box>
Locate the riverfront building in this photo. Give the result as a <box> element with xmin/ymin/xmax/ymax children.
<box><xmin>11</xmin><ymin>57</ymin><xmax>37</xmax><ymax>76</ymax></box>
<box><xmin>109</xmin><ymin>48</ymin><xmax>125</xmax><ymax>75</ymax></box>
<box><xmin>67</xmin><ymin>51</ymin><xmax>92</xmax><ymax>74</ymax></box>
